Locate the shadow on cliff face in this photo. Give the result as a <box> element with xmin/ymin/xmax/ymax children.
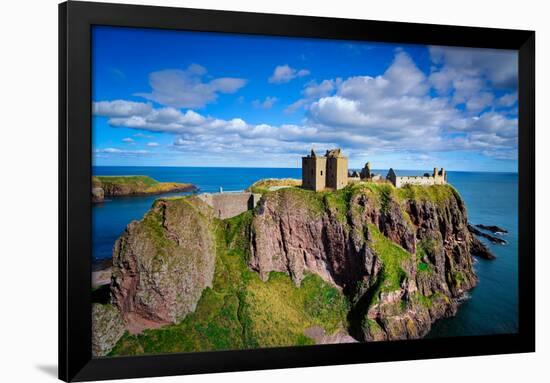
<box><xmin>92</xmin><ymin>284</ymin><xmax>111</xmax><ymax>304</ymax></box>
<box><xmin>346</xmin><ymin>276</ymin><xmax>383</xmax><ymax>342</ymax></box>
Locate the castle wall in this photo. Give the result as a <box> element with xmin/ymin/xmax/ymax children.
<box><xmin>197</xmin><ymin>192</ymin><xmax>262</xmax><ymax>219</ymax></box>
<box><xmin>394</xmin><ymin>176</ymin><xmax>436</xmax><ymax>188</ymax></box>
<box><xmin>326</xmin><ymin>157</ymin><xmax>348</xmax><ymax>190</ymax></box>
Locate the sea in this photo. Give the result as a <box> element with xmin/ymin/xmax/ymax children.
<box><xmin>92</xmin><ymin>166</ymin><xmax>519</xmax><ymax>338</ymax></box>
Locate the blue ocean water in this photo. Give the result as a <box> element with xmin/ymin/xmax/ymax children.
<box><xmin>92</xmin><ymin>166</ymin><xmax>518</xmax><ymax>338</ymax></box>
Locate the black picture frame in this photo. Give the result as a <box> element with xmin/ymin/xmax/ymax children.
<box><xmin>59</xmin><ymin>1</ymin><xmax>535</xmax><ymax>381</ymax></box>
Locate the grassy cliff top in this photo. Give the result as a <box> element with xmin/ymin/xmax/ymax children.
<box><xmin>93</xmin><ymin>175</ymin><xmax>159</xmax><ymax>188</ymax></box>
<box><xmin>253</xmin><ymin>180</ymin><xmax>461</xmax><ymax>219</ymax></box>
<box><xmin>247</xmin><ymin>178</ymin><xmax>458</xmax><ymax>203</ymax></box>
<box><xmin>247</xmin><ymin>178</ymin><xmax>302</xmax><ymax>194</ymax></box>
<box><xmin>93</xmin><ymin>175</ymin><xmax>195</xmax><ymax>195</ymax></box>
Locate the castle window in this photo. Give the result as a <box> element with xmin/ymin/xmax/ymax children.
<box><xmin>320</xmin><ymin>170</ymin><xmax>323</xmax><ymax>176</ymax></box>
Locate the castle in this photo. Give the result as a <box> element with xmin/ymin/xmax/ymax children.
<box><xmin>302</xmin><ymin>148</ymin><xmax>446</xmax><ymax>190</ymax></box>
<box><xmin>386</xmin><ymin>167</ymin><xmax>447</xmax><ymax>188</ymax></box>
<box><xmin>302</xmin><ymin>149</ymin><xmax>348</xmax><ymax>191</ymax></box>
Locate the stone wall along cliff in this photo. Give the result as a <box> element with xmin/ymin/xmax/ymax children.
<box><xmin>196</xmin><ymin>192</ymin><xmax>261</xmax><ymax>219</ymax></box>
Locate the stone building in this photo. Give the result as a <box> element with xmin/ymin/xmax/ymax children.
<box><xmin>387</xmin><ymin>167</ymin><xmax>447</xmax><ymax>188</ymax></box>
<box><xmin>302</xmin><ymin>148</ymin><xmax>348</xmax><ymax>191</ymax></box>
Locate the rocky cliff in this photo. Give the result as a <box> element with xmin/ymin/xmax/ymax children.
<box><xmin>249</xmin><ymin>184</ymin><xmax>487</xmax><ymax>341</ymax></box>
<box><xmin>95</xmin><ymin>182</ymin><xmax>494</xmax><ymax>356</ymax></box>
<box><xmin>110</xmin><ymin>196</ymin><xmax>216</xmax><ymax>334</ymax></box>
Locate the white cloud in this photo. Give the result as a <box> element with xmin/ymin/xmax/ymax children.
<box><xmin>268</xmin><ymin>65</ymin><xmax>310</xmax><ymax>84</ymax></box>
<box><xmin>497</xmin><ymin>92</ymin><xmax>518</xmax><ymax>107</ymax></box>
<box><xmin>95</xmin><ymin>50</ymin><xmax>518</xmax><ymax>165</ymax></box>
<box><xmin>93</xmin><ymin>100</ymin><xmax>152</xmax><ymax>117</ymax></box>
<box><xmin>429</xmin><ymin>46</ymin><xmax>517</xmax><ymax>114</ymax></box>
<box><xmin>135</xmin><ymin>64</ymin><xmax>246</xmax><ymax>108</ymax></box>
<box><xmin>122</xmin><ymin>137</ymin><xmax>134</xmax><ymax>143</ymax></box>
<box><xmin>306</xmin><ymin>50</ymin><xmax>517</xmax><ymax>157</ymax></box>
<box><xmin>94</xmin><ymin>148</ymin><xmax>151</xmax><ymax>156</ymax></box>
<box><xmin>285</xmin><ymin>79</ymin><xmax>339</xmax><ymax>113</ymax></box>
<box><xmin>429</xmin><ymin>46</ymin><xmax>518</xmax><ymax>89</ymax></box>
<box><xmin>146</xmin><ymin>142</ymin><xmax>160</xmax><ymax>147</ymax></box>
<box><xmin>252</xmin><ymin>96</ymin><xmax>277</xmax><ymax>109</ymax></box>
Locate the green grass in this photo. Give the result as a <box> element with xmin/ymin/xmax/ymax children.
<box><xmin>322</xmin><ymin>187</ymin><xmax>353</xmax><ymax>222</ymax></box>
<box><xmin>395</xmin><ymin>184</ymin><xmax>460</xmax><ymax>207</ymax></box>
<box><xmin>451</xmin><ymin>270</ymin><xmax>466</xmax><ymax>288</ymax></box>
<box><xmin>247</xmin><ymin>178</ymin><xmax>302</xmax><ymax>194</ymax></box>
<box><xmin>367</xmin><ymin>224</ymin><xmax>411</xmax><ymax>294</ymax></box>
<box><xmin>93</xmin><ymin>175</ymin><xmax>194</xmax><ymax>195</ymax></box>
<box><xmin>108</xmin><ymin>181</ymin><xmax>461</xmax><ymax>355</ymax></box>
<box><xmin>416</xmin><ymin>239</ymin><xmax>438</xmax><ymax>274</ymax></box>
<box><xmin>93</xmin><ymin>175</ymin><xmax>158</xmax><ymax>188</ymax></box>
<box><xmin>109</xmin><ymin>210</ymin><xmax>348</xmax><ymax>356</ymax></box>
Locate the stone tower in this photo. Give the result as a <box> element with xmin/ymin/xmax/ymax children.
<box><xmin>325</xmin><ymin>149</ymin><xmax>348</xmax><ymax>190</ymax></box>
<box><xmin>302</xmin><ymin>149</ymin><xmax>327</xmax><ymax>191</ymax></box>
<box><xmin>433</xmin><ymin>167</ymin><xmax>447</xmax><ymax>184</ymax></box>
<box><xmin>302</xmin><ymin>148</ymin><xmax>349</xmax><ymax>191</ymax></box>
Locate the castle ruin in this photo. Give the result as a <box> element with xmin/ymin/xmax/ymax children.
<box><xmin>386</xmin><ymin>167</ymin><xmax>447</xmax><ymax>188</ymax></box>
<box><xmin>302</xmin><ymin>149</ymin><xmax>348</xmax><ymax>191</ymax></box>
<box><xmin>302</xmin><ymin>148</ymin><xmax>446</xmax><ymax>191</ymax></box>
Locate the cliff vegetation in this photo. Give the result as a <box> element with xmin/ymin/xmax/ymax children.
<box><xmin>92</xmin><ymin>175</ymin><xmax>196</xmax><ymax>202</ymax></box>
<box><xmin>93</xmin><ymin>180</ymin><xmax>493</xmax><ymax>356</ymax></box>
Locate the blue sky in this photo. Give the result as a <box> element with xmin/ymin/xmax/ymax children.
<box><xmin>92</xmin><ymin>26</ymin><xmax>518</xmax><ymax>172</ymax></box>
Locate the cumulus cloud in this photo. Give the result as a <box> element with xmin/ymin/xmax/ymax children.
<box><xmin>135</xmin><ymin>64</ymin><xmax>246</xmax><ymax>108</ymax></box>
<box><xmin>252</xmin><ymin>96</ymin><xmax>277</xmax><ymax>109</ymax></box>
<box><xmin>146</xmin><ymin>142</ymin><xmax>160</xmax><ymax>147</ymax></box>
<box><xmin>497</xmin><ymin>92</ymin><xmax>518</xmax><ymax>107</ymax></box>
<box><xmin>285</xmin><ymin>79</ymin><xmax>339</xmax><ymax>113</ymax></box>
<box><xmin>94</xmin><ymin>49</ymin><xmax>518</xmax><ymax>165</ymax></box>
<box><xmin>94</xmin><ymin>148</ymin><xmax>151</xmax><ymax>156</ymax></box>
<box><xmin>429</xmin><ymin>46</ymin><xmax>518</xmax><ymax>89</ymax></box>
<box><xmin>429</xmin><ymin>46</ymin><xmax>517</xmax><ymax>114</ymax></box>
<box><xmin>122</xmin><ymin>137</ymin><xmax>134</xmax><ymax>143</ymax></box>
<box><xmin>268</xmin><ymin>65</ymin><xmax>310</xmax><ymax>84</ymax></box>
<box><xmin>307</xmin><ymin>51</ymin><xmax>456</xmax><ymax>150</ymax></box>
<box><xmin>306</xmin><ymin>50</ymin><xmax>517</xmax><ymax>157</ymax></box>
<box><xmin>93</xmin><ymin>100</ymin><xmax>152</xmax><ymax>117</ymax></box>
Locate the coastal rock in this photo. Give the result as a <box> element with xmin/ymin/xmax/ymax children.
<box><xmin>110</xmin><ymin>196</ymin><xmax>216</xmax><ymax>333</ymax></box>
<box><xmin>92</xmin><ymin>175</ymin><xmax>196</xmax><ymax>198</ymax></box>
<box><xmin>249</xmin><ymin>184</ymin><xmax>480</xmax><ymax>341</ymax></box>
<box><xmin>92</xmin><ymin>303</ymin><xmax>126</xmax><ymax>357</ymax></box>
<box><xmin>468</xmin><ymin>224</ymin><xmax>507</xmax><ymax>245</ymax></box>
<box><xmin>92</xmin><ymin>187</ymin><xmax>104</xmax><ymax>203</ymax></box>
<box><xmin>475</xmin><ymin>224</ymin><xmax>508</xmax><ymax>234</ymax></box>
<box><xmin>470</xmin><ymin>236</ymin><xmax>497</xmax><ymax>260</ymax></box>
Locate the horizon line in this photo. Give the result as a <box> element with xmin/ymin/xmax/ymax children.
<box><xmin>92</xmin><ymin>165</ymin><xmax>518</xmax><ymax>174</ymax></box>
